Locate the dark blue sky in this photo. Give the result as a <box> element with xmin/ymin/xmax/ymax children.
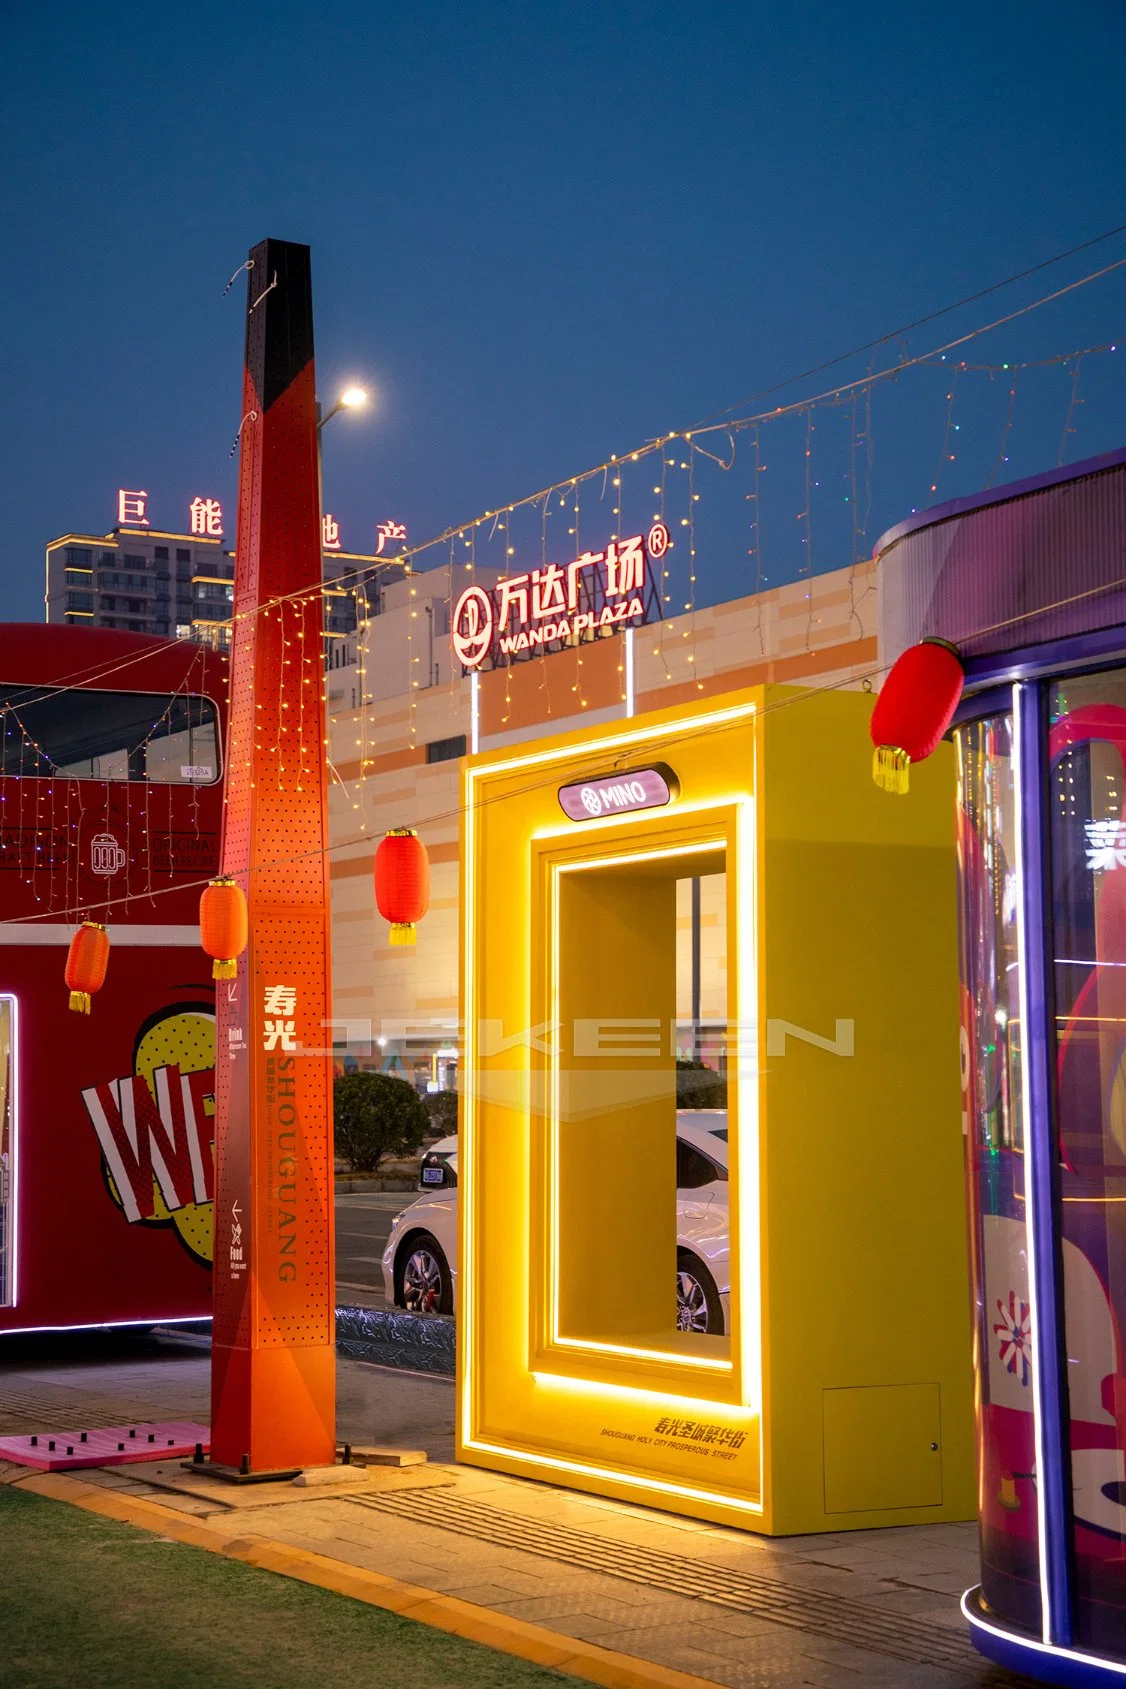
<box><xmin>3</xmin><ymin>0</ymin><xmax>1125</xmax><ymax>620</ymax></box>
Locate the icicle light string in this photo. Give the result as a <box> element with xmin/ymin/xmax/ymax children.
<box><xmin>20</xmin><ymin>557</ymin><xmax>1126</xmax><ymax>934</ymax></box>
<box><xmin>172</xmin><ymin>258</ymin><xmax>1126</xmax><ymax>650</ymax></box>
<box><xmin>201</xmin><ymin>265</ymin><xmax>1126</xmax><ymax>617</ymax></box>
<box><xmin>988</xmin><ymin>369</ymin><xmax>1020</xmax><ymax>489</ymax></box>
<box><xmin>1059</xmin><ymin>355</ymin><xmax>1087</xmax><ymax>466</ymax></box>
<box><xmin>686</xmin><ymin>219</ymin><xmax>1126</xmax><ymax>430</ymax></box>
<box><xmin>14</xmin><ymin>271</ymin><xmax>1126</xmax><ymax>726</ymax></box>
<box><xmin>928</xmin><ymin>366</ymin><xmax>960</xmax><ymax>501</ymax></box>
<box><xmin>748</xmin><ymin>425</ymin><xmax>766</xmax><ymax>658</ymax></box>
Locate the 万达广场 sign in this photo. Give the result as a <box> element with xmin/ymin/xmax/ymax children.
<box><xmin>452</xmin><ymin>522</ymin><xmax>668</xmax><ymax>673</ymax></box>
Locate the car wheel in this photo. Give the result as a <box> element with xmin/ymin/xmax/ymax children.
<box><xmin>398</xmin><ymin>1231</ymin><xmax>453</xmax><ymax>1316</ymax></box>
<box><xmin>676</xmin><ymin>1249</ymin><xmax>723</xmax><ymax>1335</ymax></box>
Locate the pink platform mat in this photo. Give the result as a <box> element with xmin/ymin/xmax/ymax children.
<box><xmin>0</xmin><ymin>1420</ymin><xmax>210</xmax><ymax>1471</ymax></box>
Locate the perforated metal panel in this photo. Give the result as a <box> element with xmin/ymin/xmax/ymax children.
<box><xmin>210</xmin><ymin>240</ymin><xmax>335</xmax><ymax>1473</ymax></box>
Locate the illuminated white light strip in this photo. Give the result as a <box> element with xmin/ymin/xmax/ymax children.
<box><xmin>463</xmin><ymin>1431</ymin><xmax>765</xmax><ymax>1516</ymax></box>
<box><xmin>0</xmin><ymin>1314</ymin><xmax>209</xmax><ymax>1336</ymax></box>
<box><xmin>5</xmin><ymin>995</ymin><xmax>17</xmax><ymax>1309</ymax></box>
<box><xmin>556</xmin><ymin>838</ymin><xmax>732</xmax><ymax>878</ymax></box>
<box><xmin>1011</xmin><ymin>684</ymin><xmax>1053</xmax><ymax>1643</ymax></box>
<box><xmin>548</xmin><ymin>855</ymin><xmax>561</xmax><ymax>1348</ymax></box>
<box><xmin>532</xmin><ymin>1369</ymin><xmax>752</xmax><ymax>1412</ymax></box>
<box><xmin>550</xmin><ymin>1332</ymin><xmax>732</xmax><ymax>1371</ymax></box>
<box><xmin>461</xmin><ymin>704</ymin><xmax>763</xmax><ymax>1471</ymax></box>
<box><xmin>470</xmin><ymin>671</ymin><xmax>480</xmax><ymax>755</ymax></box>
<box><xmin>475</xmin><ymin>700</ymin><xmax>757</xmax><ymax>782</ymax></box>
<box><xmin>0</xmin><ymin>925</ymin><xmax>202</xmax><ymax>947</ymax></box>
<box><xmin>624</xmin><ymin>628</ymin><xmax>635</xmax><ymax>718</ymax></box>
<box><xmin>550</xmin><ymin>837</ymin><xmax>737</xmax><ymax>1369</ymax></box>
<box><xmin>735</xmin><ymin>789</ymin><xmax>763</xmax><ymax>1433</ymax></box>
<box><xmin>961</xmin><ymin>1591</ymin><xmax>1126</xmax><ymax>1678</ymax></box>
<box><xmin>460</xmin><ymin>763</ymin><xmax>479</xmax><ymax>1449</ymax></box>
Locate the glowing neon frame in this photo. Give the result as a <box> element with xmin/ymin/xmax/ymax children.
<box><xmin>460</xmin><ymin>698</ymin><xmax>765</xmax><ymax>1516</ymax></box>
<box><xmin>1</xmin><ymin>1315</ymin><xmax>208</xmax><ymax>1338</ymax></box>
<box><xmin>1011</xmin><ymin>685</ymin><xmax>1054</xmax><ymax>1639</ymax></box>
<box><xmin>0</xmin><ymin>995</ymin><xmax>17</xmax><ymax>1311</ymax></box>
<box><xmin>546</xmin><ymin>834</ymin><xmax>742</xmax><ymax>1375</ymax></box>
<box><xmin>962</xmin><ymin>1594</ymin><xmax>1126</xmax><ymax>1684</ymax></box>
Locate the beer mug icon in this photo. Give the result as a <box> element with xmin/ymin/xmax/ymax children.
<box><xmin>90</xmin><ymin>833</ymin><xmax>126</xmax><ymax>876</ymax></box>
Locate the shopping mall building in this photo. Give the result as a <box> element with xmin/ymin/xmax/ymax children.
<box><xmin>43</xmin><ymin>489</ymin><xmax>878</xmax><ymax>1087</ymax></box>
<box><xmin>325</xmin><ymin>555</ymin><xmax>878</xmax><ymax>1087</ymax></box>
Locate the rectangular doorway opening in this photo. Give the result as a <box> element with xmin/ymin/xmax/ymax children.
<box><xmin>553</xmin><ymin>844</ymin><xmax>731</xmax><ymax>1364</ymax></box>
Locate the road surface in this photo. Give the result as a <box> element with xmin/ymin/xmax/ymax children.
<box><xmin>334</xmin><ymin>1189</ymin><xmax>415</xmax><ymax>1307</ymax></box>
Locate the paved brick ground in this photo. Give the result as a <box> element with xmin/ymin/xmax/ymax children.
<box><xmin>0</xmin><ymin>1333</ymin><xmax>1031</xmax><ymax>1689</ymax></box>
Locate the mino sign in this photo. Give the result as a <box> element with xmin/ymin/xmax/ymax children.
<box><xmin>452</xmin><ymin>522</ymin><xmax>668</xmax><ymax>673</ymax></box>
<box><xmin>558</xmin><ymin>763</ymin><xmax>678</xmax><ymax>822</ymax></box>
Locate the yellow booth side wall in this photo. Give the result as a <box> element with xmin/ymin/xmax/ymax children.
<box><xmin>457</xmin><ymin>682</ymin><xmax>974</xmax><ymax>1535</ymax></box>
<box><xmin>756</xmin><ymin>686</ymin><xmax>975</xmax><ymax>1533</ymax></box>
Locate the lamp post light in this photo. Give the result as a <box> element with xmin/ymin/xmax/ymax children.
<box><xmin>315</xmin><ymin>385</ymin><xmax>371</xmax><ymax>643</ymax></box>
<box><xmin>317</xmin><ymin>384</ymin><xmax>369</xmax><ymax>432</ymax></box>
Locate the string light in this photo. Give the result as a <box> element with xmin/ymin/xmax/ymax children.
<box><xmin>801</xmin><ymin>408</ymin><xmax>815</xmax><ymax>648</ymax></box>
<box><xmin>928</xmin><ymin>363</ymin><xmax>960</xmax><ymax>499</ymax></box>
<box><xmin>1059</xmin><ymin>355</ymin><xmax>1086</xmax><ymax>466</ymax></box>
<box><xmin>14</xmin><ymin>558</ymin><xmax>1123</xmax><ymax>939</ymax></box>
<box><xmin>12</xmin><ymin>293</ymin><xmax>1121</xmax><ymax>755</ymax></box>
<box><xmin>3</xmin><ymin>279</ymin><xmax>1120</xmax><ymax>939</ymax></box>
<box><xmin>987</xmin><ymin>368</ymin><xmax>1019</xmax><ymax>489</ymax></box>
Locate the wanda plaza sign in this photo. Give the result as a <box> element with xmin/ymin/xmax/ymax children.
<box><xmin>451</xmin><ymin>522</ymin><xmax>668</xmax><ymax>672</ymax></box>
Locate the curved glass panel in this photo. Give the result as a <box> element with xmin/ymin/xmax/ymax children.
<box><xmin>955</xmin><ymin>714</ymin><xmax>1042</xmax><ymax>1635</ymax></box>
<box><xmin>1049</xmin><ymin>668</ymin><xmax>1126</xmax><ymax>1652</ymax></box>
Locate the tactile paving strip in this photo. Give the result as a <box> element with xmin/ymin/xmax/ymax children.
<box><xmin>348</xmin><ymin>1490</ymin><xmax>980</xmax><ymax>1675</ymax></box>
<box><xmin>0</xmin><ymin>1389</ymin><xmax>145</xmax><ymax>1434</ymax></box>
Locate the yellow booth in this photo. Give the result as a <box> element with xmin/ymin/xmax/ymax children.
<box><xmin>458</xmin><ymin>683</ymin><xmax>974</xmax><ymax>1534</ymax></box>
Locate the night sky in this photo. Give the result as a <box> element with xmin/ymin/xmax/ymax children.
<box><xmin>3</xmin><ymin>1</ymin><xmax>1125</xmax><ymax>621</ymax></box>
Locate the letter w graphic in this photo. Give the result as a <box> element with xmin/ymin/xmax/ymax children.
<box><xmin>82</xmin><ymin>1064</ymin><xmax>213</xmax><ymax>1222</ymax></box>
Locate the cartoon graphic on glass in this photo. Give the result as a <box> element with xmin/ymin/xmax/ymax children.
<box><xmin>1048</xmin><ymin>673</ymin><xmax>1126</xmax><ymax>1653</ymax></box>
<box><xmin>955</xmin><ymin>715</ymin><xmax>1042</xmax><ymax>1635</ymax></box>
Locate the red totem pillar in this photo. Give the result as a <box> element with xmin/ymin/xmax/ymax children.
<box><xmin>210</xmin><ymin>239</ymin><xmax>335</xmax><ymax>1473</ymax></box>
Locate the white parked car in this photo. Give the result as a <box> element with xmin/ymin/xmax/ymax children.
<box><xmin>381</xmin><ymin>1113</ymin><xmax>730</xmax><ymax>1333</ymax></box>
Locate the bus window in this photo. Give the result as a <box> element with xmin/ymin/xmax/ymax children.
<box><xmin>0</xmin><ymin>686</ymin><xmax>219</xmax><ymax>784</ymax></box>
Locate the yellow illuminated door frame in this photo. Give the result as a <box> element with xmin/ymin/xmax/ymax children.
<box><xmin>459</xmin><ymin>700</ymin><xmax>764</xmax><ymax>1518</ymax></box>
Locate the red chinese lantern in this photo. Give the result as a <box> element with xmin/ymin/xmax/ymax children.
<box><xmin>375</xmin><ymin>827</ymin><xmax>430</xmax><ymax>946</ymax></box>
<box><xmin>200</xmin><ymin>877</ymin><xmax>248</xmax><ymax>979</ymax></box>
<box><xmin>65</xmin><ymin>922</ymin><xmax>110</xmax><ymax>1015</ymax></box>
<box><xmin>870</xmin><ymin>638</ymin><xmax>964</xmax><ymax>794</ymax></box>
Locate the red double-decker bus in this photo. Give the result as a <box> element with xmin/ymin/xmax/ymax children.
<box><xmin>0</xmin><ymin>625</ymin><xmax>226</xmax><ymax>1335</ymax></box>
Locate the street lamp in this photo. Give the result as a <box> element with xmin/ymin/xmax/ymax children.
<box><xmin>316</xmin><ymin>386</ymin><xmax>371</xmax><ymax>641</ymax></box>
<box><xmin>317</xmin><ymin>385</ymin><xmax>369</xmax><ymax>431</ymax></box>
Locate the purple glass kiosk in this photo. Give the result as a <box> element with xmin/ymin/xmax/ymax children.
<box><xmin>876</xmin><ymin>446</ymin><xmax>1126</xmax><ymax>1687</ymax></box>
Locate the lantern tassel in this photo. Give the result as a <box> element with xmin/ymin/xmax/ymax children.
<box><xmin>873</xmin><ymin>745</ymin><xmax>911</xmax><ymax>795</ymax></box>
<box><xmin>69</xmin><ymin>990</ymin><xmax>92</xmax><ymax>1015</ymax></box>
<box><xmin>389</xmin><ymin>922</ymin><xmax>417</xmax><ymax>947</ymax></box>
<box><xmin>212</xmin><ymin>958</ymin><xmax>238</xmax><ymax>980</ymax></box>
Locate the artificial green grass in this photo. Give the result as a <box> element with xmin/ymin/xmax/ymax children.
<box><xmin>0</xmin><ymin>1486</ymin><xmax>567</xmax><ymax>1688</ymax></box>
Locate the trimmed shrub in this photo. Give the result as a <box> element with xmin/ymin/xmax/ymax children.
<box><xmin>676</xmin><ymin>1059</ymin><xmax>727</xmax><ymax>1110</ymax></box>
<box><xmin>333</xmin><ymin>1071</ymin><xmax>429</xmax><ymax>1172</ymax></box>
<box><xmin>426</xmin><ymin>1089</ymin><xmax>459</xmax><ymax>1138</ymax></box>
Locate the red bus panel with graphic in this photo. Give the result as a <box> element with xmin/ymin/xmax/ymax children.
<box><xmin>0</xmin><ymin>625</ymin><xmax>225</xmax><ymax>1334</ymax></box>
